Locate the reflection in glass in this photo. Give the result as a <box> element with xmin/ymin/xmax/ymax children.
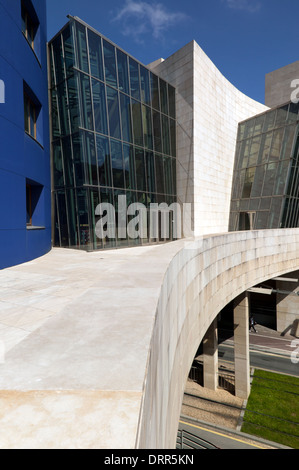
<box><xmin>111</xmin><ymin>139</ymin><xmax>124</xmax><ymax>188</ymax></box>
<box><xmin>129</xmin><ymin>58</ymin><xmax>140</xmax><ymax>100</ymax></box>
<box><xmin>79</xmin><ymin>73</ymin><xmax>93</xmax><ymax>130</ymax></box>
<box><xmin>76</xmin><ymin>23</ymin><xmax>89</xmax><ymax>73</ymax></box>
<box><xmin>103</xmin><ymin>40</ymin><xmax>117</xmax><ymax>88</ymax></box>
<box><xmin>92</xmin><ymin>79</ymin><xmax>108</xmax><ymax>135</ymax></box>
<box><xmin>120</xmin><ymin>93</ymin><xmax>132</xmax><ymax>143</ymax></box>
<box><xmin>117</xmin><ymin>50</ymin><xmax>129</xmax><ymax>95</ymax></box>
<box><xmin>88</xmin><ymin>30</ymin><xmax>104</xmax><ymax>81</ymax></box>
<box><xmin>132</xmin><ymin>99</ymin><xmax>143</xmax><ymax>147</ymax></box>
<box><xmin>96</xmin><ymin>134</ymin><xmax>111</xmax><ymax>187</ymax></box>
<box><xmin>140</xmin><ymin>66</ymin><xmax>151</xmax><ymax>105</ymax></box>
<box><xmin>106</xmin><ymin>86</ymin><xmax>121</xmax><ymax>140</ymax></box>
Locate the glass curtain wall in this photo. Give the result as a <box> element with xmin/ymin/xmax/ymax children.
<box><xmin>49</xmin><ymin>18</ymin><xmax>177</xmax><ymax>250</ymax></box>
<box><xmin>229</xmin><ymin>102</ymin><xmax>299</xmax><ymax>231</ymax></box>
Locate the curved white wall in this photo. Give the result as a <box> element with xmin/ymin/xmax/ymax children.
<box><xmin>137</xmin><ymin>229</ymin><xmax>299</xmax><ymax>448</ymax></box>
<box><xmin>149</xmin><ymin>41</ymin><xmax>268</xmax><ymax>236</ymax></box>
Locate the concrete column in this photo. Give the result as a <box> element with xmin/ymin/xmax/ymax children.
<box><xmin>233</xmin><ymin>293</ymin><xmax>250</xmax><ymax>399</ymax></box>
<box><xmin>203</xmin><ymin>319</ymin><xmax>218</xmax><ymax>391</ymax></box>
<box><xmin>276</xmin><ymin>273</ymin><xmax>299</xmax><ymax>337</ymax></box>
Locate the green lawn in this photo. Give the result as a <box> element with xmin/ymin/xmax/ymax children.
<box><xmin>241</xmin><ymin>369</ymin><xmax>299</xmax><ymax>448</ymax></box>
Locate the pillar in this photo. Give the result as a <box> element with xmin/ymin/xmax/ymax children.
<box><xmin>233</xmin><ymin>292</ymin><xmax>250</xmax><ymax>399</ymax></box>
<box><xmin>203</xmin><ymin>319</ymin><xmax>218</xmax><ymax>391</ymax></box>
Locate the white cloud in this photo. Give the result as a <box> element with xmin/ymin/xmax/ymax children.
<box><xmin>223</xmin><ymin>0</ymin><xmax>261</xmax><ymax>13</ymax></box>
<box><xmin>112</xmin><ymin>0</ymin><xmax>188</xmax><ymax>41</ymax></box>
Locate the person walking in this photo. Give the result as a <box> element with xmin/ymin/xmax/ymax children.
<box><xmin>249</xmin><ymin>314</ymin><xmax>257</xmax><ymax>333</ymax></box>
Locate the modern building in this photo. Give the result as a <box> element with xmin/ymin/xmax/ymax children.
<box><xmin>48</xmin><ymin>16</ymin><xmax>177</xmax><ymax>251</ymax></box>
<box><xmin>0</xmin><ymin>0</ymin><xmax>51</xmax><ymax>269</ymax></box>
<box><xmin>229</xmin><ymin>100</ymin><xmax>299</xmax><ymax>231</ymax></box>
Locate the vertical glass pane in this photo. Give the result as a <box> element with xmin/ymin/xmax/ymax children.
<box><xmin>171</xmin><ymin>157</ymin><xmax>176</xmax><ymax>195</ymax></box>
<box><xmin>131</xmin><ymin>99</ymin><xmax>143</xmax><ymax>147</ymax></box>
<box><xmin>134</xmin><ymin>148</ymin><xmax>146</xmax><ymax>191</ymax></box>
<box><xmin>117</xmin><ymin>50</ymin><xmax>129</xmax><ymax>95</ymax></box>
<box><xmin>168</xmin><ymin>85</ymin><xmax>176</xmax><ymax>119</ymax></box>
<box><xmin>160</xmin><ymin>79</ymin><xmax>168</xmax><ymax>115</ymax></box>
<box><xmin>275</xmin><ymin>105</ymin><xmax>288</xmax><ymax>127</ymax></box>
<box><xmin>66</xmin><ymin>188</ymin><xmax>78</xmax><ymax>247</ymax></box>
<box><xmin>83</xmin><ymin>131</ymin><xmax>98</xmax><ymax>186</ymax></box>
<box><xmin>170</xmin><ymin>118</ymin><xmax>176</xmax><ymax>157</ymax></box>
<box><xmin>242</xmin><ymin>167</ymin><xmax>255</xmax><ymax>198</ymax></box>
<box><xmin>142</xmin><ymin>104</ymin><xmax>153</xmax><ymax>150</ymax></box>
<box><xmin>106</xmin><ymin>86</ymin><xmax>121</xmax><ymax>140</ymax></box>
<box><xmin>287</xmin><ymin>102</ymin><xmax>299</xmax><ymax>123</ymax></box>
<box><xmin>155</xmin><ymin>154</ymin><xmax>164</xmax><ymax>193</ymax></box>
<box><xmin>269</xmin><ymin>198</ymin><xmax>283</xmax><ymax>228</ymax></box>
<box><xmin>57</xmin><ymin>190</ymin><xmax>69</xmax><ymax>246</ymax></box>
<box><xmin>150</xmin><ymin>73</ymin><xmax>160</xmax><ymax>110</ymax></box>
<box><xmin>163</xmin><ymin>156</ymin><xmax>173</xmax><ymax>195</ymax></box>
<box><xmin>263</xmin><ymin>110</ymin><xmax>276</xmax><ymax>132</ymax></box>
<box><xmin>62</xmin><ymin>136</ymin><xmax>74</xmax><ymax>187</ymax></box>
<box><xmin>280</xmin><ymin>124</ymin><xmax>296</xmax><ymax>160</ymax></box>
<box><xmin>111</xmin><ymin>139</ymin><xmax>124</xmax><ymax>188</ymax></box>
<box><xmin>257</xmin><ymin>132</ymin><xmax>272</xmax><ymax>165</ymax></box>
<box><xmin>274</xmin><ymin>160</ymin><xmax>289</xmax><ymax>195</ymax></box>
<box><xmin>269</xmin><ymin>128</ymin><xmax>284</xmax><ymax>162</ymax></box>
<box><xmin>92</xmin><ymin>79</ymin><xmax>108</xmax><ymax>135</ymax></box>
<box><xmin>52</xmin><ymin>140</ymin><xmax>64</xmax><ymax>187</ymax></box>
<box><xmin>67</xmin><ymin>74</ymin><xmax>80</xmax><ymax>132</ymax></box>
<box><xmin>153</xmin><ymin>111</ymin><xmax>162</xmax><ymax>153</ymax></box>
<box><xmin>51</xmin><ymin>89</ymin><xmax>60</xmax><ymax>139</ymax></box>
<box><xmin>103</xmin><ymin>40</ymin><xmax>117</xmax><ymax>88</ymax></box>
<box><xmin>88</xmin><ymin>30</ymin><xmax>104</xmax><ymax>81</ymax></box>
<box><xmin>77</xmin><ymin>188</ymin><xmax>90</xmax><ymax>247</ymax></box>
<box><xmin>140</xmin><ymin>66</ymin><xmax>150</xmax><ymax>105</ymax></box>
<box><xmin>129</xmin><ymin>58</ymin><xmax>140</xmax><ymax>100</ymax></box>
<box><xmin>100</xmin><ymin>188</ymin><xmax>115</xmax><ymax>248</ymax></box>
<box><xmin>76</xmin><ymin>23</ymin><xmax>89</xmax><ymax>74</ymax></box>
<box><xmin>253</xmin><ymin>114</ymin><xmax>265</xmax><ymax>136</ymax></box>
<box><xmin>161</xmin><ymin>115</ymin><xmax>170</xmax><ymax>155</ymax></box>
<box><xmin>52</xmin><ymin>35</ymin><xmax>64</xmax><ymax>85</ymax></box>
<box><xmin>123</xmin><ymin>143</ymin><xmax>136</xmax><ymax>190</ymax></box>
<box><xmin>262</xmin><ymin>162</ymin><xmax>278</xmax><ymax>196</ymax></box>
<box><xmin>96</xmin><ymin>134</ymin><xmax>111</xmax><ymax>187</ymax></box>
<box><xmin>120</xmin><ymin>93</ymin><xmax>132</xmax><ymax>143</ymax></box>
<box><xmin>63</xmin><ymin>25</ymin><xmax>75</xmax><ymax>78</ymax></box>
<box><xmin>79</xmin><ymin>73</ymin><xmax>93</xmax><ymax>130</ymax></box>
<box><xmin>72</xmin><ymin>132</ymin><xmax>85</xmax><ymax>186</ymax></box>
<box><xmin>145</xmin><ymin>151</ymin><xmax>155</xmax><ymax>194</ymax></box>
<box><xmin>248</xmin><ymin>136</ymin><xmax>261</xmax><ymax>167</ymax></box>
<box><xmin>89</xmin><ymin>189</ymin><xmax>101</xmax><ymax>249</ymax></box>
<box><xmin>251</xmin><ymin>164</ymin><xmax>266</xmax><ymax>197</ymax></box>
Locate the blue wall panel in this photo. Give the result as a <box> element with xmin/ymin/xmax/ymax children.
<box><xmin>0</xmin><ymin>0</ymin><xmax>51</xmax><ymax>269</ymax></box>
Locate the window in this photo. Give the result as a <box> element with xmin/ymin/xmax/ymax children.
<box><xmin>24</xmin><ymin>92</ymin><xmax>37</xmax><ymax>139</ymax></box>
<box><xmin>26</xmin><ymin>184</ymin><xmax>32</xmax><ymax>226</ymax></box>
<box><xmin>21</xmin><ymin>1</ymin><xmax>38</xmax><ymax>50</ymax></box>
<box><xmin>26</xmin><ymin>180</ymin><xmax>44</xmax><ymax>228</ymax></box>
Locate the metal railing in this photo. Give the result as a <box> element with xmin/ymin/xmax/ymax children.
<box><xmin>176</xmin><ymin>429</ymin><xmax>219</xmax><ymax>449</ymax></box>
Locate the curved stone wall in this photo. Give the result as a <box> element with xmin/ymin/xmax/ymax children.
<box><xmin>136</xmin><ymin>229</ymin><xmax>299</xmax><ymax>448</ymax></box>
<box><xmin>0</xmin><ymin>230</ymin><xmax>299</xmax><ymax>449</ymax></box>
<box><xmin>149</xmin><ymin>41</ymin><xmax>268</xmax><ymax>236</ymax></box>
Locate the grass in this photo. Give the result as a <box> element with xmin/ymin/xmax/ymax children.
<box><xmin>241</xmin><ymin>369</ymin><xmax>299</xmax><ymax>449</ymax></box>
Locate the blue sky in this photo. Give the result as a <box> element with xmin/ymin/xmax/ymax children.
<box><xmin>47</xmin><ymin>0</ymin><xmax>299</xmax><ymax>104</ymax></box>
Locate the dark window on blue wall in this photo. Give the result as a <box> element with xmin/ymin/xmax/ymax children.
<box><xmin>24</xmin><ymin>82</ymin><xmax>42</xmax><ymax>143</ymax></box>
<box><xmin>26</xmin><ymin>180</ymin><xmax>43</xmax><ymax>227</ymax></box>
<box><xmin>21</xmin><ymin>0</ymin><xmax>39</xmax><ymax>54</ymax></box>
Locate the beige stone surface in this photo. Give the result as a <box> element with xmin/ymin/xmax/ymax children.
<box><xmin>1</xmin><ymin>229</ymin><xmax>299</xmax><ymax>449</ymax></box>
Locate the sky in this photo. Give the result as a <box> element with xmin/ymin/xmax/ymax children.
<box><xmin>47</xmin><ymin>0</ymin><xmax>299</xmax><ymax>105</ymax></box>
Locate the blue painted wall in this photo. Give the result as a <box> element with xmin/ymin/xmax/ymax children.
<box><xmin>0</xmin><ymin>0</ymin><xmax>51</xmax><ymax>269</ymax></box>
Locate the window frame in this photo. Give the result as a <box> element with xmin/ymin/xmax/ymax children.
<box><xmin>24</xmin><ymin>91</ymin><xmax>37</xmax><ymax>140</ymax></box>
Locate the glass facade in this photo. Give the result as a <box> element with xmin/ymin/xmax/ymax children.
<box><xmin>229</xmin><ymin>101</ymin><xmax>299</xmax><ymax>231</ymax></box>
<box><xmin>49</xmin><ymin>18</ymin><xmax>177</xmax><ymax>250</ymax></box>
